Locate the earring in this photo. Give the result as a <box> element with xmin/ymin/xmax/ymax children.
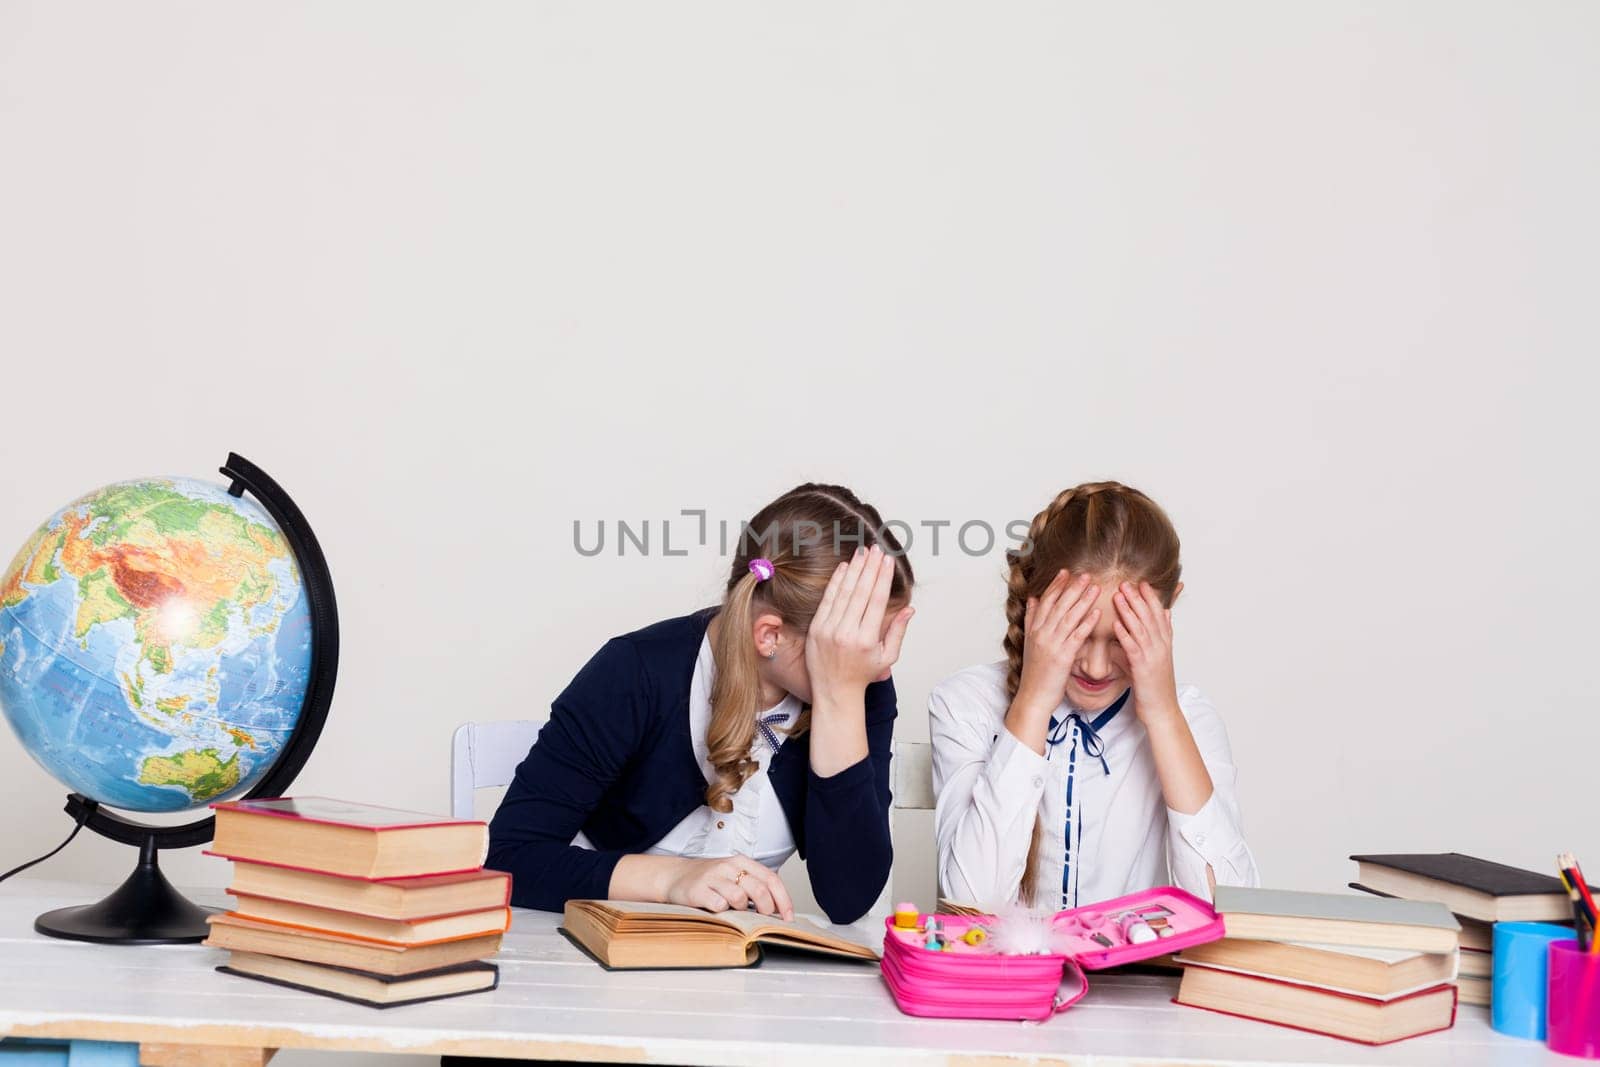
<box><xmin>765</xmin><ymin>649</ymin><xmax>777</xmax><ymax>659</ymax></box>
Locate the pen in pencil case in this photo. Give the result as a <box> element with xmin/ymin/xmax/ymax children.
<box><xmin>1558</xmin><ymin>852</ymin><xmax>1597</xmax><ymax>952</ymax></box>
<box><xmin>1581</xmin><ymin>856</ymin><xmax>1599</xmax><ymax>956</ymax></box>
<box><xmin>1564</xmin><ymin>853</ymin><xmax>1597</xmax><ymax>951</ymax></box>
<box><xmin>1558</xmin><ymin>869</ymin><xmax>1588</xmax><ymax>950</ymax></box>
<box><xmin>1559</xmin><ymin>865</ymin><xmax>1593</xmax><ymax>951</ymax></box>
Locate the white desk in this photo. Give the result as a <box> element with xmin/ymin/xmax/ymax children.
<box><xmin>0</xmin><ymin>879</ymin><xmax>1573</xmax><ymax>1066</ymax></box>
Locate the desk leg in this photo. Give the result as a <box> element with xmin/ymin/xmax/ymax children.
<box><xmin>138</xmin><ymin>1045</ymin><xmax>275</xmax><ymax>1067</ymax></box>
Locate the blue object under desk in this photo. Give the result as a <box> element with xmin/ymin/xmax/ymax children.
<box><xmin>0</xmin><ymin>1039</ymin><xmax>139</xmax><ymax>1067</ymax></box>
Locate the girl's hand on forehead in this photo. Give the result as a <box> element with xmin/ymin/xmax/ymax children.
<box><xmin>1112</xmin><ymin>580</ymin><xmax>1179</xmax><ymax>714</ymax></box>
<box><xmin>1014</xmin><ymin>570</ymin><xmax>1101</xmax><ymax>714</ymax></box>
<box><xmin>804</xmin><ymin>545</ymin><xmax>914</xmax><ymax>701</ymax></box>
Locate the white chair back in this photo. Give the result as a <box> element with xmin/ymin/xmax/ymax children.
<box><xmin>891</xmin><ymin>740</ymin><xmax>933</xmax><ymax>811</ymax></box>
<box><xmin>449</xmin><ymin>719</ymin><xmax>541</xmax><ymax>819</ymax></box>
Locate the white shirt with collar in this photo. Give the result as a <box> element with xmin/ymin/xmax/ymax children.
<box><xmin>929</xmin><ymin>661</ymin><xmax>1259</xmax><ymax>911</ymax></box>
<box><xmin>644</xmin><ymin>633</ymin><xmax>799</xmax><ymax>869</ymax></box>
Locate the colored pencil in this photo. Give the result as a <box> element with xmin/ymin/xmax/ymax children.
<box><xmin>1559</xmin><ymin>853</ymin><xmax>1598</xmax><ymax>953</ymax></box>
<box><xmin>1558</xmin><ymin>866</ymin><xmax>1590</xmax><ymax>949</ymax></box>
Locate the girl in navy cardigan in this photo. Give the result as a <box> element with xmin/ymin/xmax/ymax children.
<box><xmin>487</xmin><ymin>483</ymin><xmax>915</xmax><ymax>926</ymax></box>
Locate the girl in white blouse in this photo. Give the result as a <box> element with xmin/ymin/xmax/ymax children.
<box><xmin>930</xmin><ymin>481</ymin><xmax>1260</xmax><ymax>911</ymax></box>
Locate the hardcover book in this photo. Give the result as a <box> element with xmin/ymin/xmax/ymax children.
<box><xmin>1176</xmin><ymin>964</ymin><xmax>1458</xmax><ymax>1044</ymax></box>
<box><xmin>218</xmin><ymin>951</ymin><xmax>499</xmax><ymax>1008</ymax></box>
<box><xmin>204</xmin><ymin>913</ymin><xmax>502</xmax><ymax>975</ymax></box>
<box><xmin>213</xmin><ymin>857</ymin><xmax>511</xmax><ymax>918</ymax></box>
<box><xmin>1350</xmin><ymin>853</ymin><xmax>1583</xmax><ymax>922</ymax></box>
<box><xmin>1212</xmin><ymin>887</ymin><xmax>1458</xmax><ymax>953</ymax></box>
<box><xmin>210</xmin><ymin>797</ymin><xmax>489</xmax><ymax>879</ymax></box>
<box><xmin>227</xmin><ymin>891</ymin><xmax>511</xmax><ymax>947</ymax></box>
<box><xmin>1173</xmin><ymin>938</ymin><xmax>1457</xmax><ymax>1000</ymax></box>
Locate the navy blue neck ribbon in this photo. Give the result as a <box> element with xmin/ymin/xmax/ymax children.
<box><xmin>1049</xmin><ymin>687</ymin><xmax>1131</xmax><ymax>908</ymax></box>
<box><xmin>756</xmin><ymin>709</ymin><xmax>790</xmax><ymax>753</ymax></box>
<box><xmin>1045</xmin><ymin>688</ymin><xmax>1131</xmax><ymax>775</ymax></box>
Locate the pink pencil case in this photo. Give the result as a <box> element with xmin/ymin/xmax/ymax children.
<box><xmin>881</xmin><ymin>886</ymin><xmax>1225</xmax><ymax>1021</ymax></box>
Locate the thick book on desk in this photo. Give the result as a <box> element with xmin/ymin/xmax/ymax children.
<box><xmin>1213</xmin><ymin>887</ymin><xmax>1459</xmax><ymax>954</ymax></box>
<box><xmin>1349</xmin><ymin>853</ymin><xmax>1582</xmax><ymax>922</ymax></box>
<box><xmin>209</xmin><ymin>797</ymin><xmax>488</xmax><ymax>879</ymax></box>
<box><xmin>204</xmin><ymin>913</ymin><xmax>502</xmax><ymax>976</ymax></box>
<box><xmin>213</xmin><ymin>856</ymin><xmax>511</xmax><ymax>919</ymax></box>
<box><xmin>561</xmin><ymin>900</ymin><xmax>879</xmax><ymax>969</ymax></box>
<box><xmin>227</xmin><ymin>891</ymin><xmax>511</xmax><ymax>947</ymax></box>
<box><xmin>1173</xmin><ymin>938</ymin><xmax>1458</xmax><ymax>1000</ymax></box>
<box><xmin>1176</xmin><ymin>965</ymin><xmax>1457</xmax><ymax>1045</ymax></box>
<box><xmin>218</xmin><ymin>951</ymin><xmax>499</xmax><ymax>1008</ymax></box>
<box><xmin>1349</xmin><ymin>884</ymin><xmax>1531</xmax><ymax>952</ymax></box>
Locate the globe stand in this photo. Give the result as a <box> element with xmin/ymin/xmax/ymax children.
<box><xmin>28</xmin><ymin>454</ymin><xmax>340</xmax><ymax>945</ymax></box>
<box><xmin>34</xmin><ymin>836</ymin><xmax>214</xmax><ymax>944</ymax></box>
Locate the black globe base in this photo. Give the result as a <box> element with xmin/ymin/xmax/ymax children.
<box><xmin>34</xmin><ymin>837</ymin><xmax>215</xmax><ymax>944</ymax></box>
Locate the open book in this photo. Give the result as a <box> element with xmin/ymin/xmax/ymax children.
<box><xmin>561</xmin><ymin>900</ymin><xmax>880</xmax><ymax>969</ymax></box>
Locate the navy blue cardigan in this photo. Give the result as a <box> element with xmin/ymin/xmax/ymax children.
<box><xmin>486</xmin><ymin>610</ymin><xmax>896</xmax><ymax>925</ymax></box>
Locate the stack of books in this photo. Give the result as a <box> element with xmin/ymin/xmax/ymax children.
<box><xmin>202</xmin><ymin>797</ymin><xmax>510</xmax><ymax>1008</ymax></box>
<box><xmin>1350</xmin><ymin>853</ymin><xmax>1582</xmax><ymax>1007</ymax></box>
<box><xmin>1174</xmin><ymin>887</ymin><xmax>1460</xmax><ymax>1045</ymax></box>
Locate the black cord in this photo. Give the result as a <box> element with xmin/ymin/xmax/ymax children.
<box><xmin>0</xmin><ymin>802</ymin><xmax>97</xmax><ymax>885</ymax></box>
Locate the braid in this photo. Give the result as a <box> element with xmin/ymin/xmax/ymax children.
<box><xmin>1003</xmin><ymin>480</ymin><xmax>1138</xmax><ymax>907</ymax></box>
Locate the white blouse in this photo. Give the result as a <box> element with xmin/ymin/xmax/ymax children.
<box><xmin>643</xmin><ymin>634</ymin><xmax>799</xmax><ymax>869</ymax></box>
<box><xmin>930</xmin><ymin>661</ymin><xmax>1259</xmax><ymax>911</ymax></box>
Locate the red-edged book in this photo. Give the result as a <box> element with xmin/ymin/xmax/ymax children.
<box><xmin>210</xmin><ymin>797</ymin><xmax>489</xmax><ymax>880</ymax></box>
<box><xmin>1176</xmin><ymin>963</ymin><xmax>1457</xmax><ymax>1045</ymax></box>
<box><xmin>211</xmin><ymin>856</ymin><xmax>511</xmax><ymax>919</ymax></box>
<box><xmin>204</xmin><ymin>913</ymin><xmax>502</xmax><ymax>976</ymax></box>
<box><xmin>225</xmin><ymin>891</ymin><xmax>512</xmax><ymax>947</ymax></box>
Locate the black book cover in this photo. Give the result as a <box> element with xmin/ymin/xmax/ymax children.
<box><xmin>1349</xmin><ymin>853</ymin><xmax>1589</xmax><ymax>896</ymax></box>
<box><xmin>216</xmin><ymin>959</ymin><xmax>499</xmax><ymax>1009</ymax></box>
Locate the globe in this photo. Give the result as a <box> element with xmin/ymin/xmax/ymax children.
<box><xmin>0</xmin><ymin>476</ymin><xmax>313</xmax><ymax>814</ymax></box>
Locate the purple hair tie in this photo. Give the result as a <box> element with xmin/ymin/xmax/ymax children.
<box><xmin>748</xmin><ymin>558</ymin><xmax>775</xmax><ymax>582</ymax></box>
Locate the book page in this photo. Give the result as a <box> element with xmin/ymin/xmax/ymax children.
<box><xmin>1287</xmin><ymin>942</ymin><xmax>1425</xmax><ymax>963</ymax></box>
<box><xmin>595</xmin><ymin>900</ymin><xmax>730</xmax><ymax>919</ymax></box>
<box><xmin>714</xmin><ymin>909</ymin><xmax>877</xmax><ymax>953</ymax></box>
<box><xmin>1175</xmin><ymin>959</ymin><xmax>1450</xmax><ymax>1003</ymax></box>
<box><xmin>220</xmin><ymin>797</ymin><xmax>472</xmax><ymax>827</ymax></box>
<box><xmin>588</xmin><ymin>901</ymin><xmax>876</xmax><ymax>954</ymax></box>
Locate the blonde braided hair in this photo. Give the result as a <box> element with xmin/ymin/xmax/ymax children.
<box><xmin>1003</xmin><ymin>481</ymin><xmax>1182</xmax><ymax>906</ymax></box>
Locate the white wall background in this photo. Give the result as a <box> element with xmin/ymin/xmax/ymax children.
<box><xmin>2</xmin><ymin>2</ymin><xmax>1598</xmax><ymax>1063</ymax></box>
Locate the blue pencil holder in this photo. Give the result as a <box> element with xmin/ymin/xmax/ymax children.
<box><xmin>1492</xmin><ymin>921</ymin><xmax>1572</xmax><ymax>1039</ymax></box>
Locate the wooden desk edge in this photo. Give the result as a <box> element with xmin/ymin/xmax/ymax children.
<box><xmin>2</xmin><ymin>1019</ymin><xmax>650</xmax><ymax>1064</ymax></box>
<box><xmin>1</xmin><ymin>1019</ymin><xmax>1116</xmax><ymax>1066</ymax></box>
